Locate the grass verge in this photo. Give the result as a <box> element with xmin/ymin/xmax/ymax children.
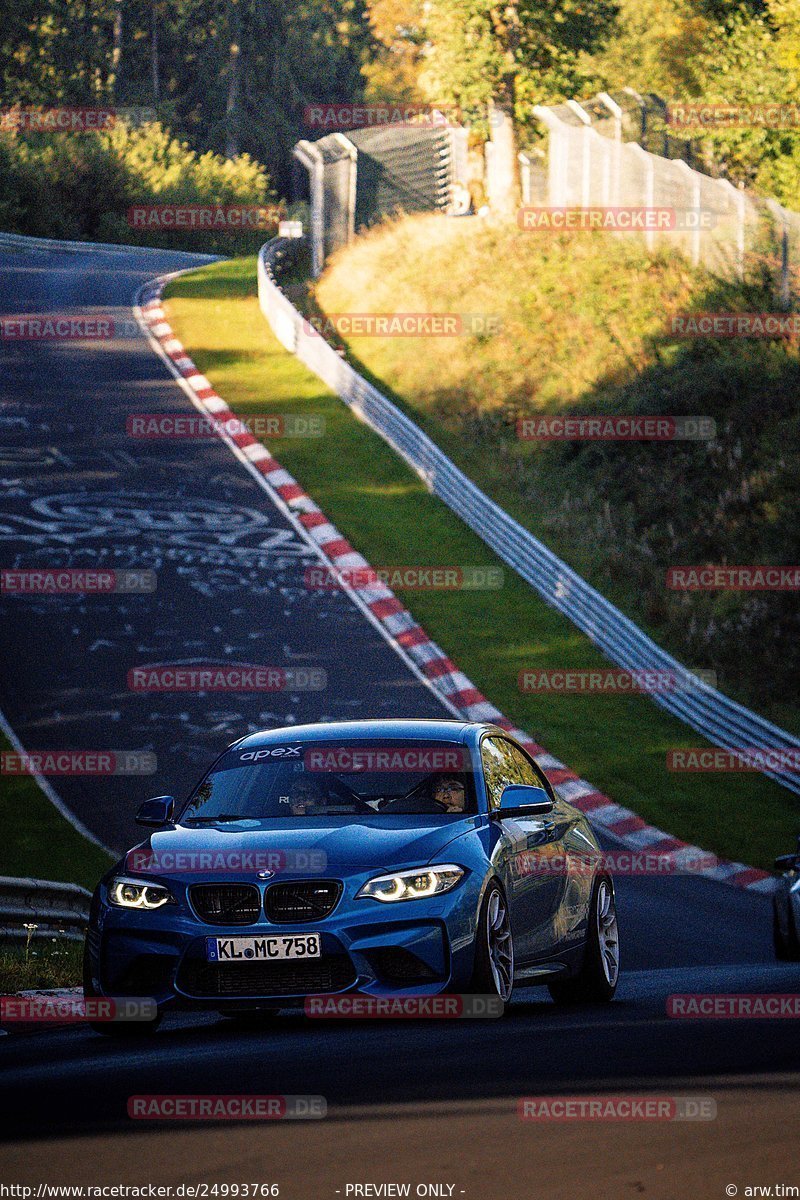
<box><xmin>0</xmin><ymin>732</ymin><xmax>112</xmax><ymax>890</ymax></box>
<box><xmin>0</xmin><ymin>941</ymin><xmax>83</xmax><ymax>993</ymax></box>
<box><xmin>313</xmin><ymin>214</ymin><xmax>800</xmax><ymax>734</ymax></box>
<box><xmin>163</xmin><ymin>256</ymin><xmax>798</xmax><ymax>870</ymax></box>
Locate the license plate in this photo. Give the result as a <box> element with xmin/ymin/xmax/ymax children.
<box><xmin>206</xmin><ymin>934</ymin><xmax>321</xmax><ymax>963</ymax></box>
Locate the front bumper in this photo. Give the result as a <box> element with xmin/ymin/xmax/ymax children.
<box><xmin>86</xmin><ymin>871</ymin><xmax>483</xmax><ymax>1011</ymax></box>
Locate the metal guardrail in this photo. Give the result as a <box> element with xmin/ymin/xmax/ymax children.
<box><xmin>258</xmin><ymin>235</ymin><xmax>800</xmax><ymax>797</ymax></box>
<box><xmin>0</xmin><ymin>876</ymin><xmax>92</xmax><ymax>942</ymax></box>
<box><xmin>0</xmin><ymin>230</ymin><xmax>219</xmax><ymax>261</ymax></box>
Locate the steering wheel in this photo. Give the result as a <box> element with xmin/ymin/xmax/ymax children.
<box><xmin>326</xmin><ymin>778</ymin><xmax>376</xmax><ymax>814</ymax></box>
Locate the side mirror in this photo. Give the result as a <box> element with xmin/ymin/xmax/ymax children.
<box><xmin>774</xmin><ymin>853</ymin><xmax>800</xmax><ymax>873</ymax></box>
<box><xmin>136</xmin><ymin>795</ymin><xmax>175</xmax><ymax>827</ymax></box>
<box><xmin>496</xmin><ymin>784</ymin><xmax>554</xmax><ymax>818</ymax></box>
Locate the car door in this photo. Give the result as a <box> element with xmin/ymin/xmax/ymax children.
<box><xmin>480</xmin><ymin>735</ymin><xmax>571</xmax><ymax>964</ymax></box>
<box><xmin>513</xmin><ymin>744</ymin><xmax>597</xmax><ymax>955</ymax></box>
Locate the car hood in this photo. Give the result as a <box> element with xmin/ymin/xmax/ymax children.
<box><xmin>131</xmin><ymin>816</ymin><xmax>478</xmax><ymax>877</ymax></box>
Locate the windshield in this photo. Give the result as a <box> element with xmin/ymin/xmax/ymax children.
<box><xmin>180</xmin><ymin>739</ymin><xmax>477</xmax><ymax>822</ymax></box>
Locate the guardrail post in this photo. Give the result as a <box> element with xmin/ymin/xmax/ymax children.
<box><xmin>566</xmin><ymin>100</ymin><xmax>593</xmax><ymax>208</ymax></box>
<box><xmin>766</xmin><ymin>198</ymin><xmax>792</xmax><ymax>307</ymax></box>
<box><xmin>332</xmin><ymin>132</ymin><xmax>358</xmax><ymax>244</ymax></box>
<box><xmin>292</xmin><ymin>140</ymin><xmax>325</xmax><ymax>278</ymax></box>
<box><xmin>627</xmin><ymin>144</ymin><xmax>655</xmax><ymax>250</ymax></box>
<box><xmin>672</xmin><ymin>159</ymin><xmax>702</xmax><ymax>266</ymax></box>
<box><xmin>518</xmin><ymin>152</ymin><xmax>531</xmax><ymax>205</ymax></box>
<box><xmin>718</xmin><ymin>179</ymin><xmax>746</xmax><ymax>282</ymax></box>
<box><xmin>598</xmin><ymin>92</ymin><xmax>624</xmax><ymax>206</ymax></box>
<box><xmin>532</xmin><ymin>106</ymin><xmax>569</xmax><ymax>206</ymax></box>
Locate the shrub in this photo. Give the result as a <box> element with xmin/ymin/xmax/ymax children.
<box><xmin>0</xmin><ymin>119</ymin><xmax>281</xmax><ymax>254</ymax></box>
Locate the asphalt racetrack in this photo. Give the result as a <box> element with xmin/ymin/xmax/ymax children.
<box><xmin>0</xmin><ymin>240</ymin><xmax>798</xmax><ymax>1199</ymax></box>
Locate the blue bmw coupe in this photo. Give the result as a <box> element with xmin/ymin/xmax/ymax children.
<box><xmin>84</xmin><ymin>719</ymin><xmax>620</xmax><ymax>1031</ymax></box>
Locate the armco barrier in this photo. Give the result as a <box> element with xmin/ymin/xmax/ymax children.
<box><xmin>258</xmin><ymin>236</ymin><xmax>800</xmax><ymax>797</ymax></box>
<box><xmin>0</xmin><ymin>876</ymin><xmax>92</xmax><ymax>941</ymax></box>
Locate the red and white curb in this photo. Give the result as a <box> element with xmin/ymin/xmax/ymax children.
<box><xmin>136</xmin><ymin>279</ymin><xmax>775</xmax><ymax>895</ymax></box>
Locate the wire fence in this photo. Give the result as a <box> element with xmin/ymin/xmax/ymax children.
<box><xmin>525</xmin><ymin>91</ymin><xmax>800</xmax><ymax>300</ymax></box>
<box><xmin>258</xmin><ymin>236</ymin><xmax>800</xmax><ymax>798</ymax></box>
<box><xmin>294</xmin><ymin>122</ymin><xmax>467</xmax><ymax>277</ymax></box>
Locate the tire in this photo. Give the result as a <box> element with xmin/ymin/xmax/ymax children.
<box><xmin>548</xmin><ymin>875</ymin><xmax>620</xmax><ymax>1006</ymax></box>
<box><xmin>468</xmin><ymin>880</ymin><xmax>514</xmax><ymax>1003</ymax></box>
<box><xmin>773</xmin><ymin>901</ymin><xmax>800</xmax><ymax>962</ymax></box>
<box><xmin>83</xmin><ymin>941</ymin><xmax>162</xmax><ymax>1037</ymax></box>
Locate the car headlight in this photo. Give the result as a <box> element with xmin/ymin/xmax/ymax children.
<box><xmin>356</xmin><ymin>864</ymin><xmax>465</xmax><ymax>903</ymax></box>
<box><xmin>108</xmin><ymin>876</ymin><xmax>176</xmax><ymax>910</ymax></box>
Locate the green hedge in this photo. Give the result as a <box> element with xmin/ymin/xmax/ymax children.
<box><xmin>0</xmin><ymin>119</ymin><xmax>281</xmax><ymax>255</ymax></box>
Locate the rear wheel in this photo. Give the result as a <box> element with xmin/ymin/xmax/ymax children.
<box><xmin>83</xmin><ymin>941</ymin><xmax>162</xmax><ymax>1037</ymax></box>
<box><xmin>469</xmin><ymin>881</ymin><xmax>514</xmax><ymax>1003</ymax></box>
<box><xmin>548</xmin><ymin>876</ymin><xmax>619</xmax><ymax>1005</ymax></box>
<box><xmin>773</xmin><ymin>902</ymin><xmax>800</xmax><ymax>962</ymax></box>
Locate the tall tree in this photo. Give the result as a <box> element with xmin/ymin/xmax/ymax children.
<box><xmin>767</xmin><ymin>0</ymin><xmax>800</xmax><ymax>83</ymax></box>
<box><xmin>421</xmin><ymin>0</ymin><xmax>618</xmax><ymax>212</ymax></box>
<box><xmin>225</xmin><ymin>0</ymin><xmax>241</xmax><ymax>157</ymax></box>
<box><xmin>151</xmin><ymin>0</ymin><xmax>160</xmax><ymax>104</ymax></box>
<box><xmin>362</xmin><ymin>0</ymin><xmax>426</xmax><ymax>100</ymax></box>
<box><xmin>110</xmin><ymin>0</ymin><xmax>124</xmax><ymax>99</ymax></box>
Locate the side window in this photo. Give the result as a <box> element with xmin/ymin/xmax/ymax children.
<box><xmin>480</xmin><ymin>736</ymin><xmax>555</xmax><ymax>810</ymax></box>
<box><xmin>505</xmin><ymin>742</ymin><xmax>555</xmax><ymax>800</ymax></box>
<box><xmin>480</xmin><ymin>737</ymin><xmax>527</xmax><ymax>810</ymax></box>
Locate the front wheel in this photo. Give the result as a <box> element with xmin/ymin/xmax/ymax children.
<box><xmin>548</xmin><ymin>875</ymin><xmax>620</xmax><ymax>1005</ymax></box>
<box><xmin>469</xmin><ymin>881</ymin><xmax>514</xmax><ymax>1003</ymax></box>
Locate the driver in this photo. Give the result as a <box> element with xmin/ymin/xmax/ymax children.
<box><xmin>286</xmin><ymin>775</ymin><xmax>326</xmax><ymax>816</ymax></box>
<box><xmin>432</xmin><ymin>775</ymin><xmax>466</xmax><ymax>813</ymax></box>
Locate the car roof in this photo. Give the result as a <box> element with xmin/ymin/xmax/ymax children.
<box><xmin>232</xmin><ymin>718</ymin><xmax>504</xmax><ymax>750</ymax></box>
